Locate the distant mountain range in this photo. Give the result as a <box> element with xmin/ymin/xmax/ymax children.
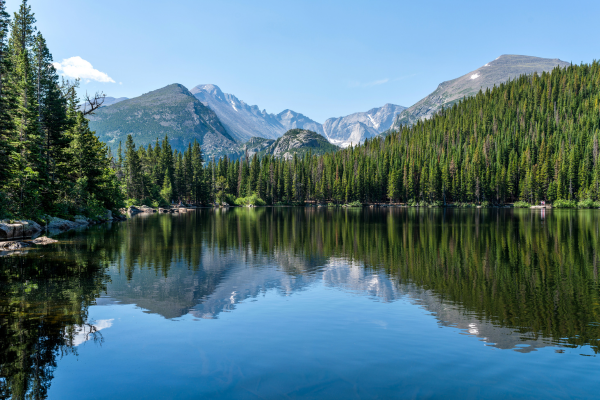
<box><xmin>88</xmin><ymin>54</ymin><xmax>570</xmax><ymax>158</ymax></box>
<box><xmin>389</xmin><ymin>54</ymin><xmax>570</xmax><ymax>130</ymax></box>
<box><xmin>87</xmin><ymin>84</ymin><xmax>236</xmax><ymax>156</ymax></box>
<box><xmin>323</xmin><ymin>103</ymin><xmax>406</xmax><ymax>147</ymax></box>
<box><xmin>191</xmin><ymin>84</ymin><xmax>405</xmax><ymax>147</ymax></box>
<box><xmin>191</xmin><ymin>84</ymin><xmax>323</xmax><ymax>142</ymax></box>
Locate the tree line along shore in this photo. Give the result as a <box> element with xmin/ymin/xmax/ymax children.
<box><xmin>2</xmin><ymin>2</ymin><xmax>600</xmax><ymax>229</ymax></box>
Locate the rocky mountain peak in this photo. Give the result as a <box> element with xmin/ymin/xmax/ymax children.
<box><xmin>389</xmin><ymin>55</ymin><xmax>570</xmax><ymax>130</ymax></box>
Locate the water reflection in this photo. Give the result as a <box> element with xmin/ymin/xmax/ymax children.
<box><xmin>1</xmin><ymin>207</ymin><xmax>600</xmax><ymax>398</ymax></box>
<box><xmin>100</xmin><ymin>208</ymin><xmax>600</xmax><ymax>352</ymax></box>
<box><xmin>0</xmin><ymin>252</ymin><xmax>110</xmax><ymax>399</ymax></box>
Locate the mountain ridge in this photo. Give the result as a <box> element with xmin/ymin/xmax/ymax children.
<box><xmin>388</xmin><ymin>54</ymin><xmax>570</xmax><ymax>131</ymax></box>
<box><xmin>87</xmin><ymin>83</ymin><xmax>236</xmax><ymax>158</ymax></box>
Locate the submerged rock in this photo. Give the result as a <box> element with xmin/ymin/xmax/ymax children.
<box><xmin>0</xmin><ymin>241</ymin><xmax>31</xmax><ymax>250</ymax></box>
<box><xmin>31</xmin><ymin>236</ymin><xmax>58</xmax><ymax>245</ymax></box>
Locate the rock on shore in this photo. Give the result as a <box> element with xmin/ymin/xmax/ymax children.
<box><xmin>0</xmin><ymin>208</ymin><xmax>122</xmax><ymax>241</ymax></box>
<box><xmin>0</xmin><ymin>220</ymin><xmax>42</xmax><ymax>240</ymax></box>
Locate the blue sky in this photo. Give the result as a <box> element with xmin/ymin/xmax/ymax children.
<box><xmin>9</xmin><ymin>0</ymin><xmax>600</xmax><ymax>122</ymax></box>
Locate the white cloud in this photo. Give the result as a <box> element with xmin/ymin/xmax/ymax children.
<box><xmin>70</xmin><ymin>319</ymin><xmax>114</xmax><ymax>346</ymax></box>
<box><xmin>52</xmin><ymin>56</ymin><xmax>115</xmax><ymax>83</ymax></box>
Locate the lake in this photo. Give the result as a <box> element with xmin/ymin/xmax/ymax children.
<box><xmin>1</xmin><ymin>208</ymin><xmax>600</xmax><ymax>399</ymax></box>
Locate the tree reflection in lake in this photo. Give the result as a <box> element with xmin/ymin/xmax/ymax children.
<box><xmin>0</xmin><ymin>250</ymin><xmax>110</xmax><ymax>399</ymax></box>
<box><xmin>1</xmin><ymin>208</ymin><xmax>600</xmax><ymax>398</ymax></box>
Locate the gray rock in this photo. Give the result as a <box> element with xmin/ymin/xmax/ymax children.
<box><xmin>127</xmin><ymin>206</ymin><xmax>142</xmax><ymax>216</ymax></box>
<box><xmin>46</xmin><ymin>216</ymin><xmax>83</xmax><ymax>232</ymax></box>
<box><xmin>0</xmin><ymin>220</ymin><xmax>42</xmax><ymax>240</ymax></box>
<box><xmin>0</xmin><ymin>241</ymin><xmax>31</xmax><ymax>250</ymax></box>
<box><xmin>31</xmin><ymin>236</ymin><xmax>58</xmax><ymax>245</ymax></box>
<box><xmin>73</xmin><ymin>215</ymin><xmax>89</xmax><ymax>225</ymax></box>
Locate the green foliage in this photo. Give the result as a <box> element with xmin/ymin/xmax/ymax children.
<box><xmin>197</xmin><ymin>60</ymin><xmax>600</xmax><ymax>208</ymax></box>
<box><xmin>577</xmin><ymin>199</ymin><xmax>600</xmax><ymax>209</ymax></box>
<box><xmin>345</xmin><ymin>200</ymin><xmax>362</xmax><ymax>207</ymax></box>
<box><xmin>553</xmin><ymin>199</ymin><xmax>577</xmax><ymax>208</ymax></box>
<box><xmin>235</xmin><ymin>194</ymin><xmax>266</xmax><ymax>206</ymax></box>
<box><xmin>124</xmin><ymin>198</ymin><xmax>140</xmax><ymax>207</ymax></box>
<box><xmin>0</xmin><ymin>2</ymin><xmax>122</xmax><ymax>219</ymax></box>
<box><xmin>513</xmin><ymin>201</ymin><xmax>531</xmax><ymax>208</ymax></box>
<box><xmin>160</xmin><ymin>175</ymin><xmax>173</xmax><ymax>204</ymax></box>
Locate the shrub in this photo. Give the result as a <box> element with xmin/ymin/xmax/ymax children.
<box><xmin>513</xmin><ymin>201</ymin><xmax>531</xmax><ymax>208</ymax></box>
<box><xmin>577</xmin><ymin>199</ymin><xmax>599</xmax><ymax>209</ymax></box>
<box><xmin>235</xmin><ymin>194</ymin><xmax>266</xmax><ymax>206</ymax></box>
<box><xmin>124</xmin><ymin>198</ymin><xmax>140</xmax><ymax>208</ymax></box>
<box><xmin>221</xmin><ymin>193</ymin><xmax>237</xmax><ymax>205</ymax></box>
<box><xmin>480</xmin><ymin>201</ymin><xmax>490</xmax><ymax>208</ymax></box>
<box><xmin>430</xmin><ymin>200</ymin><xmax>443</xmax><ymax>207</ymax></box>
<box><xmin>553</xmin><ymin>199</ymin><xmax>576</xmax><ymax>208</ymax></box>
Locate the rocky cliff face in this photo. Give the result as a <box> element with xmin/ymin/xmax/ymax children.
<box><xmin>88</xmin><ymin>84</ymin><xmax>236</xmax><ymax>158</ymax></box>
<box><xmin>191</xmin><ymin>84</ymin><xmax>324</xmax><ymax>142</ymax></box>
<box><xmin>262</xmin><ymin>129</ymin><xmax>338</xmax><ymax>160</ymax></box>
<box><xmin>191</xmin><ymin>84</ymin><xmax>401</xmax><ymax>147</ymax></box>
<box><xmin>389</xmin><ymin>54</ymin><xmax>570</xmax><ymax>130</ymax></box>
<box><xmin>234</xmin><ymin>137</ymin><xmax>275</xmax><ymax>159</ymax></box>
<box><xmin>323</xmin><ymin>103</ymin><xmax>406</xmax><ymax>147</ymax></box>
<box><xmin>276</xmin><ymin>109</ymin><xmax>324</xmax><ymax>135</ymax></box>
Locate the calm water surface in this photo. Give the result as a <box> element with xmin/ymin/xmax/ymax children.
<box><xmin>1</xmin><ymin>208</ymin><xmax>600</xmax><ymax>399</ymax></box>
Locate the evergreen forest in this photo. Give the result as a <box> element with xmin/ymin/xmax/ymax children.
<box><xmin>3</xmin><ymin>1</ymin><xmax>600</xmax><ymax>220</ymax></box>
<box><xmin>119</xmin><ymin>57</ymin><xmax>600</xmax><ymax>208</ymax></box>
<box><xmin>0</xmin><ymin>0</ymin><xmax>121</xmax><ymax>220</ymax></box>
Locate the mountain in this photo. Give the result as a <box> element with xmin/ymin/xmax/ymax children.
<box><xmin>234</xmin><ymin>137</ymin><xmax>276</xmax><ymax>159</ymax></box>
<box><xmin>276</xmin><ymin>109</ymin><xmax>324</xmax><ymax>134</ymax></box>
<box><xmin>87</xmin><ymin>84</ymin><xmax>236</xmax><ymax>157</ymax></box>
<box><xmin>101</xmin><ymin>96</ymin><xmax>128</xmax><ymax>107</ymax></box>
<box><xmin>190</xmin><ymin>84</ymin><xmax>323</xmax><ymax>142</ymax></box>
<box><xmin>78</xmin><ymin>96</ymin><xmax>128</xmax><ymax>112</ymax></box>
<box><xmin>266</xmin><ymin>129</ymin><xmax>338</xmax><ymax>160</ymax></box>
<box><xmin>323</xmin><ymin>103</ymin><xmax>406</xmax><ymax>147</ymax></box>
<box><xmin>242</xmin><ymin>129</ymin><xmax>337</xmax><ymax>160</ymax></box>
<box><xmin>389</xmin><ymin>54</ymin><xmax>570</xmax><ymax>130</ymax></box>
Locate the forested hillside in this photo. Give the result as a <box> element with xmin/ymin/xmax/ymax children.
<box><xmin>88</xmin><ymin>83</ymin><xmax>236</xmax><ymax>157</ymax></box>
<box><xmin>3</xmin><ymin>0</ymin><xmax>599</xmax><ymax>214</ymax></box>
<box><xmin>120</xmin><ymin>60</ymin><xmax>600</xmax><ymax>207</ymax></box>
<box><xmin>0</xmin><ymin>0</ymin><xmax>121</xmax><ymax>220</ymax></box>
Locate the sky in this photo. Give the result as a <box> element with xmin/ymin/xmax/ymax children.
<box><xmin>8</xmin><ymin>0</ymin><xmax>600</xmax><ymax>123</ymax></box>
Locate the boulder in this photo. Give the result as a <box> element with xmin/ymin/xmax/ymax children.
<box><xmin>0</xmin><ymin>220</ymin><xmax>42</xmax><ymax>240</ymax></box>
<box><xmin>46</xmin><ymin>216</ymin><xmax>81</xmax><ymax>232</ymax></box>
<box><xmin>73</xmin><ymin>215</ymin><xmax>89</xmax><ymax>225</ymax></box>
<box><xmin>127</xmin><ymin>206</ymin><xmax>142</xmax><ymax>216</ymax></box>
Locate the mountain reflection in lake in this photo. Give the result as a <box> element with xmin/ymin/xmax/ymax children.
<box><xmin>2</xmin><ymin>208</ymin><xmax>600</xmax><ymax>399</ymax></box>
